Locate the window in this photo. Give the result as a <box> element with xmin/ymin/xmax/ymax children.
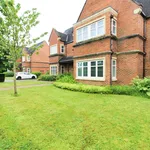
<box><xmin>27</xmin><ymin>55</ymin><xmax>30</xmax><ymax>62</ymax></box>
<box><xmin>112</xmin><ymin>59</ymin><xmax>117</xmax><ymax>80</ymax></box>
<box><xmin>50</xmin><ymin>66</ymin><xmax>57</xmax><ymax>75</ymax></box>
<box><xmin>50</xmin><ymin>45</ymin><xmax>57</xmax><ymax>55</ymax></box>
<box><xmin>60</xmin><ymin>45</ymin><xmax>65</xmax><ymax>53</ymax></box>
<box><xmin>77</xmin><ymin>18</ymin><xmax>105</xmax><ymax>42</ymax></box>
<box><xmin>77</xmin><ymin>59</ymin><xmax>105</xmax><ymax>80</ymax></box>
<box><xmin>112</xmin><ymin>19</ymin><xmax>117</xmax><ymax>35</ymax></box>
<box><xmin>22</xmin><ymin>56</ymin><xmax>25</xmax><ymax>62</ymax></box>
<box><xmin>27</xmin><ymin>68</ymin><xmax>31</xmax><ymax>73</ymax></box>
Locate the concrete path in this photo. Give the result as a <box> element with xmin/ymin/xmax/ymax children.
<box><xmin>0</xmin><ymin>84</ymin><xmax>51</xmax><ymax>91</ymax></box>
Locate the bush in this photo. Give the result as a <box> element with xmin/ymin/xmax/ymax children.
<box><xmin>56</xmin><ymin>73</ymin><xmax>77</xmax><ymax>84</ymax></box>
<box><xmin>32</xmin><ymin>72</ymin><xmax>42</xmax><ymax>78</ymax></box>
<box><xmin>132</xmin><ymin>77</ymin><xmax>150</xmax><ymax>93</ymax></box>
<box><xmin>53</xmin><ymin>82</ymin><xmax>146</xmax><ymax>97</ymax></box>
<box><xmin>3</xmin><ymin>71</ymin><xmax>14</xmax><ymax>77</ymax></box>
<box><xmin>54</xmin><ymin>82</ymin><xmax>110</xmax><ymax>94</ymax></box>
<box><xmin>0</xmin><ymin>73</ymin><xmax>5</xmax><ymax>82</ymax></box>
<box><xmin>38</xmin><ymin>75</ymin><xmax>56</xmax><ymax>81</ymax></box>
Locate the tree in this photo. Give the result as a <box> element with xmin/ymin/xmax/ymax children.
<box><xmin>0</xmin><ymin>0</ymin><xmax>47</xmax><ymax>95</ymax></box>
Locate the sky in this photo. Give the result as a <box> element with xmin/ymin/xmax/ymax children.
<box><xmin>15</xmin><ymin>0</ymin><xmax>86</xmax><ymax>43</ymax></box>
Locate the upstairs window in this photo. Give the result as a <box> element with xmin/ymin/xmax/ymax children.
<box><xmin>22</xmin><ymin>56</ymin><xmax>25</xmax><ymax>62</ymax></box>
<box><xmin>112</xmin><ymin>19</ymin><xmax>117</xmax><ymax>35</ymax></box>
<box><xmin>50</xmin><ymin>45</ymin><xmax>57</xmax><ymax>55</ymax></box>
<box><xmin>77</xmin><ymin>18</ymin><xmax>105</xmax><ymax>42</ymax></box>
<box><xmin>60</xmin><ymin>45</ymin><xmax>65</xmax><ymax>53</ymax></box>
<box><xmin>27</xmin><ymin>55</ymin><xmax>30</xmax><ymax>62</ymax></box>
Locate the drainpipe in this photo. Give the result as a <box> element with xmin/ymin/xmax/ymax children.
<box><xmin>143</xmin><ymin>16</ymin><xmax>146</xmax><ymax>78</ymax></box>
<box><xmin>110</xmin><ymin>14</ymin><xmax>114</xmax><ymax>86</ymax></box>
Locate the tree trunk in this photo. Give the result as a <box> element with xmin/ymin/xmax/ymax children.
<box><xmin>13</xmin><ymin>62</ymin><xmax>17</xmax><ymax>95</ymax></box>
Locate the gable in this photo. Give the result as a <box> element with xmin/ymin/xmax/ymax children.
<box><xmin>77</xmin><ymin>0</ymin><xmax>148</xmax><ymax>22</ymax></box>
<box><xmin>49</xmin><ymin>29</ymin><xmax>59</xmax><ymax>46</ymax></box>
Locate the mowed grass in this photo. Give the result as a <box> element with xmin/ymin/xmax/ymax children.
<box><xmin>0</xmin><ymin>79</ymin><xmax>50</xmax><ymax>88</ymax></box>
<box><xmin>0</xmin><ymin>86</ymin><xmax>150</xmax><ymax>149</ymax></box>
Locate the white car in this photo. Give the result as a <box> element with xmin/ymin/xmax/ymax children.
<box><xmin>16</xmin><ymin>72</ymin><xmax>37</xmax><ymax>80</ymax></box>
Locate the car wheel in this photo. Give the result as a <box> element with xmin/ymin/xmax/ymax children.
<box><xmin>32</xmin><ymin>76</ymin><xmax>35</xmax><ymax>79</ymax></box>
<box><xmin>17</xmin><ymin>76</ymin><xmax>21</xmax><ymax>80</ymax></box>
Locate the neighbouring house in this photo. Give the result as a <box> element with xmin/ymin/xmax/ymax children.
<box><xmin>22</xmin><ymin>41</ymin><xmax>49</xmax><ymax>74</ymax></box>
<box><xmin>49</xmin><ymin>0</ymin><xmax>150</xmax><ymax>85</ymax></box>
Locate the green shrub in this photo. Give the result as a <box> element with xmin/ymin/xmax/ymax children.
<box><xmin>38</xmin><ymin>75</ymin><xmax>56</xmax><ymax>81</ymax></box>
<box><xmin>54</xmin><ymin>82</ymin><xmax>110</xmax><ymax>94</ymax></box>
<box><xmin>3</xmin><ymin>71</ymin><xmax>14</xmax><ymax>77</ymax></box>
<box><xmin>54</xmin><ymin>82</ymin><xmax>147</xmax><ymax>97</ymax></box>
<box><xmin>56</xmin><ymin>73</ymin><xmax>77</xmax><ymax>83</ymax></box>
<box><xmin>32</xmin><ymin>72</ymin><xmax>42</xmax><ymax>78</ymax></box>
<box><xmin>132</xmin><ymin>77</ymin><xmax>150</xmax><ymax>93</ymax></box>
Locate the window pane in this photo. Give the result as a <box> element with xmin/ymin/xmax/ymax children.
<box><xmin>97</xmin><ymin>19</ymin><xmax>104</xmax><ymax>35</ymax></box>
<box><xmin>112</xmin><ymin>66</ymin><xmax>116</xmax><ymax>77</ymax></box>
<box><xmin>98</xmin><ymin>66</ymin><xmax>103</xmax><ymax>77</ymax></box>
<box><xmin>78</xmin><ymin>62</ymin><xmax>82</xmax><ymax>67</ymax></box>
<box><xmin>77</xmin><ymin>28</ymin><xmax>82</xmax><ymax>41</ymax></box>
<box><xmin>97</xmin><ymin>20</ymin><xmax>104</xmax><ymax>27</ymax></box>
<box><xmin>91</xmin><ymin>67</ymin><xmax>96</xmax><ymax>77</ymax></box>
<box><xmin>83</xmin><ymin>62</ymin><xmax>88</xmax><ymax>67</ymax></box>
<box><xmin>113</xmin><ymin>60</ymin><xmax>116</xmax><ymax>65</ymax></box>
<box><xmin>78</xmin><ymin>68</ymin><xmax>82</xmax><ymax>77</ymax></box>
<box><xmin>50</xmin><ymin>45</ymin><xmax>57</xmax><ymax>55</ymax></box>
<box><xmin>83</xmin><ymin>67</ymin><xmax>88</xmax><ymax>77</ymax></box>
<box><xmin>98</xmin><ymin>61</ymin><xmax>103</xmax><ymax>66</ymax></box>
<box><xmin>83</xmin><ymin>26</ymin><xmax>88</xmax><ymax>40</ymax></box>
<box><xmin>91</xmin><ymin>61</ymin><xmax>96</xmax><ymax>66</ymax></box>
<box><xmin>91</xmin><ymin>23</ymin><xmax>96</xmax><ymax>37</ymax></box>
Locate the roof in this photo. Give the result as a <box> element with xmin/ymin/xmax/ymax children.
<box><xmin>134</xmin><ymin>0</ymin><xmax>150</xmax><ymax>17</ymax></box>
<box><xmin>55</xmin><ymin>27</ymin><xmax>73</xmax><ymax>44</ymax></box>
<box><xmin>59</xmin><ymin>56</ymin><xmax>73</xmax><ymax>64</ymax></box>
<box><xmin>24</xmin><ymin>41</ymin><xmax>44</xmax><ymax>55</ymax></box>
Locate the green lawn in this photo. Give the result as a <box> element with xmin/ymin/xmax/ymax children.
<box><xmin>0</xmin><ymin>85</ymin><xmax>150</xmax><ymax>149</ymax></box>
<box><xmin>0</xmin><ymin>79</ymin><xmax>50</xmax><ymax>88</ymax></box>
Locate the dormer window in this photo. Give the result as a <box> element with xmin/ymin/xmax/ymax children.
<box><xmin>112</xmin><ymin>19</ymin><xmax>117</xmax><ymax>36</ymax></box>
<box><xmin>60</xmin><ymin>45</ymin><xmax>65</xmax><ymax>53</ymax></box>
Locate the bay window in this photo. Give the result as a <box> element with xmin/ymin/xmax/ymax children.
<box><xmin>77</xmin><ymin>59</ymin><xmax>105</xmax><ymax>80</ymax></box>
<box><xmin>77</xmin><ymin>18</ymin><xmax>105</xmax><ymax>42</ymax></box>
<box><xmin>50</xmin><ymin>65</ymin><xmax>57</xmax><ymax>75</ymax></box>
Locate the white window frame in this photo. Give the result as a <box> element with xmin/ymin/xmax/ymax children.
<box><xmin>111</xmin><ymin>19</ymin><xmax>117</xmax><ymax>36</ymax></box>
<box><xmin>27</xmin><ymin>55</ymin><xmax>30</xmax><ymax>62</ymax></box>
<box><xmin>22</xmin><ymin>56</ymin><xmax>25</xmax><ymax>62</ymax></box>
<box><xmin>112</xmin><ymin>58</ymin><xmax>117</xmax><ymax>81</ymax></box>
<box><xmin>23</xmin><ymin>67</ymin><xmax>26</xmax><ymax>72</ymax></box>
<box><xmin>50</xmin><ymin>44</ymin><xmax>57</xmax><ymax>55</ymax></box>
<box><xmin>50</xmin><ymin>65</ymin><xmax>58</xmax><ymax>75</ymax></box>
<box><xmin>76</xmin><ymin>58</ymin><xmax>105</xmax><ymax>81</ymax></box>
<box><xmin>76</xmin><ymin>17</ymin><xmax>105</xmax><ymax>43</ymax></box>
<box><xmin>60</xmin><ymin>44</ymin><xmax>65</xmax><ymax>53</ymax></box>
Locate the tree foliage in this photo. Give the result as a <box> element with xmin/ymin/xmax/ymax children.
<box><xmin>0</xmin><ymin>0</ymin><xmax>47</xmax><ymax>95</ymax></box>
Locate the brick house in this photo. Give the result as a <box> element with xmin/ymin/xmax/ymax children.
<box><xmin>22</xmin><ymin>41</ymin><xmax>49</xmax><ymax>74</ymax></box>
<box><xmin>49</xmin><ymin>0</ymin><xmax>150</xmax><ymax>85</ymax></box>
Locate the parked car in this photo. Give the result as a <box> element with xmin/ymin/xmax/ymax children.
<box><xmin>16</xmin><ymin>72</ymin><xmax>37</xmax><ymax>80</ymax></box>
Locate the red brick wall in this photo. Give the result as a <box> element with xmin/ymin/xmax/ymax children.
<box><xmin>146</xmin><ymin>19</ymin><xmax>150</xmax><ymax>76</ymax></box>
<box><xmin>77</xmin><ymin>0</ymin><xmax>143</xmax><ymax>38</ymax></box>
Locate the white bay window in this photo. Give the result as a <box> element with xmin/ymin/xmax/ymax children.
<box><xmin>77</xmin><ymin>59</ymin><xmax>105</xmax><ymax>80</ymax></box>
<box><xmin>77</xmin><ymin>18</ymin><xmax>105</xmax><ymax>42</ymax></box>
<box><xmin>112</xmin><ymin>19</ymin><xmax>117</xmax><ymax>35</ymax></box>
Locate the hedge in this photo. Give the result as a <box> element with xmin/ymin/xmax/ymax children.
<box><xmin>38</xmin><ymin>75</ymin><xmax>56</xmax><ymax>81</ymax></box>
<box><xmin>32</xmin><ymin>72</ymin><xmax>42</xmax><ymax>78</ymax></box>
<box><xmin>53</xmin><ymin>82</ymin><xmax>146</xmax><ymax>97</ymax></box>
<box><xmin>3</xmin><ymin>71</ymin><xmax>14</xmax><ymax>77</ymax></box>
